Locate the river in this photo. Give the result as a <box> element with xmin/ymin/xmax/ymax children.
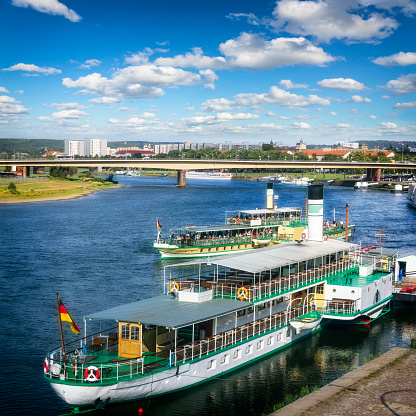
<box><xmin>1</xmin><ymin>176</ymin><xmax>415</xmax><ymax>416</ymax></box>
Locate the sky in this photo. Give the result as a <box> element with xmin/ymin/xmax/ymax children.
<box><xmin>0</xmin><ymin>0</ymin><xmax>415</xmax><ymax>145</ymax></box>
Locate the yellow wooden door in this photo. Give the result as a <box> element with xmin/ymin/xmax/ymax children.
<box><xmin>119</xmin><ymin>322</ymin><xmax>131</xmax><ymax>357</ymax></box>
<box><xmin>130</xmin><ymin>324</ymin><xmax>142</xmax><ymax>357</ymax></box>
<box><xmin>118</xmin><ymin>322</ymin><xmax>142</xmax><ymax>358</ymax></box>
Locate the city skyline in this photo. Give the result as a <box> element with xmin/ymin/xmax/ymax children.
<box><xmin>1</xmin><ymin>0</ymin><xmax>415</xmax><ymax>144</ymax></box>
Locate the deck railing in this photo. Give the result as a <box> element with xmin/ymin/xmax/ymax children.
<box><xmin>44</xmin><ymin>306</ymin><xmax>306</xmax><ymax>385</ymax></box>
<box><xmin>321</xmin><ymin>299</ymin><xmax>360</xmax><ymax>316</ymax></box>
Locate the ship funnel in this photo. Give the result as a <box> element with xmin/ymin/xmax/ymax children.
<box><xmin>266</xmin><ymin>182</ymin><xmax>274</xmax><ymax>209</ymax></box>
<box><xmin>308</xmin><ymin>184</ymin><xmax>324</xmax><ymax>242</ymax></box>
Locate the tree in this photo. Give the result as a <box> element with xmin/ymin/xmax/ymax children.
<box><xmin>262</xmin><ymin>144</ymin><xmax>274</xmax><ymax>151</ymax></box>
<box><xmin>8</xmin><ymin>182</ymin><xmax>19</xmax><ymax>194</ymax></box>
<box><xmin>1</xmin><ymin>152</ymin><xmax>9</xmax><ymax>159</ymax></box>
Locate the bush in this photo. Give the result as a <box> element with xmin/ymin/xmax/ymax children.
<box><xmin>7</xmin><ymin>182</ymin><xmax>19</xmax><ymax>195</ymax></box>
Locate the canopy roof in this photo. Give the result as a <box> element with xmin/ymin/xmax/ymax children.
<box><xmin>85</xmin><ymin>296</ymin><xmax>250</xmax><ymax>329</ymax></box>
<box><xmin>171</xmin><ymin>239</ymin><xmax>356</xmax><ymax>274</ymax></box>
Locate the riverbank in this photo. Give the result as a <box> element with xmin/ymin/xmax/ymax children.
<box><xmin>271</xmin><ymin>347</ymin><xmax>415</xmax><ymax>416</ymax></box>
<box><xmin>0</xmin><ymin>178</ymin><xmax>122</xmax><ymax>204</ymax></box>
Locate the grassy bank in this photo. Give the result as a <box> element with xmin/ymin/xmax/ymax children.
<box><xmin>0</xmin><ymin>177</ymin><xmax>121</xmax><ymax>203</ymax></box>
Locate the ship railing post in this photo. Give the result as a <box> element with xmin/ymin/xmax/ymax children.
<box><xmin>100</xmin><ymin>364</ymin><xmax>103</xmax><ymax>382</ymax></box>
<box><xmin>81</xmin><ymin>363</ymin><xmax>84</xmax><ymax>383</ymax></box>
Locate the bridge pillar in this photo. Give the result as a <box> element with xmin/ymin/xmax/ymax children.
<box><xmin>367</xmin><ymin>168</ymin><xmax>376</xmax><ymax>181</ymax></box>
<box><xmin>376</xmin><ymin>168</ymin><xmax>381</xmax><ymax>181</ymax></box>
<box><xmin>177</xmin><ymin>169</ymin><xmax>186</xmax><ymax>187</ymax></box>
<box><xmin>22</xmin><ymin>166</ymin><xmax>30</xmax><ymax>178</ymax></box>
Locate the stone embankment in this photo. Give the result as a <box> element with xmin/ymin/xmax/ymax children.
<box><xmin>272</xmin><ymin>347</ymin><xmax>415</xmax><ymax>416</ymax></box>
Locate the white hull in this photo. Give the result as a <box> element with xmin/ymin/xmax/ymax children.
<box><xmin>158</xmin><ymin>247</ymin><xmax>255</xmax><ymax>259</ymax></box>
<box><xmin>49</xmin><ymin>324</ymin><xmax>318</xmax><ymax>407</ymax></box>
<box><xmin>186</xmin><ymin>172</ymin><xmax>232</xmax><ymax>180</ymax></box>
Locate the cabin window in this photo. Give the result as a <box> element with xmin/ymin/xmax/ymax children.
<box><xmin>268</xmin><ymin>336</ymin><xmax>274</xmax><ymax>346</ymax></box>
<box><xmin>233</xmin><ymin>350</ymin><xmax>241</xmax><ymax>360</ymax></box>
<box><xmin>316</xmin><ymin>284</ymin><xmax>324</xmax><ymax>294</ymax></box>
<box><xmin>200</xmin><ymin>249</ymin><xmax>203</xmax><ymax>253</ymax></box>
<box><xmin>257</xmin><ymin>303</ymin><xmax>266</xmax><ymax>311</ymax></box>
<box><xmin>247</xmin><ymin>307</ymin><xmax>254</xmax><ymax>315</ymax></box>
<box><xmin>216</xmin><ymin>247</ymin><xmax>219</xmax><ymax>251</ymax></box>
<box><xmin>131</xmin><ymin>326</ymin><xmax>140</xmax><ymax>340</ymax></box>
<box><xmin>237</xmin><ymin>309</ymin><xmax>245</xmax><ymax>317</ymax></box>
<box><xmin>223</xmin><ymin>247</ymin><xmax>226</xmax><ymax>250</ymax></box>
<box><xmin>351</xmin><ymin>290</ymin><xmax>355</xmax><ymax>294</ymax></box>
<box><xmin>286</xmin><ymin>328</ymin><xmax>291</xmax><ymax>337</ymax></box>
<box><xmin>277</xmin><ymin>333</ymin><xmax>282</xmax><ymax>342</ymax></box>
<box><xmin>245</xmin><ymin>345</ymin><xmax>253</xmax><ymax>355</ymax></box>
<box><xmin>208</xmin><ymin>248</ymin><xmax>211</xmax><ymax>252</ymax></box>
<box><xmin>332</xmin><ymin>289</ymin><xmax>337</xmax><ymax>293</ymax></box>
<box><xmin>231</xmin><ymin>246</ymin><xmax>234</xmax><ymax>250</ymax></box>
<box><xmin>207</xmin><ymin>359</ymin><xmax>216</xmax><ymax>370</ymax></box>
<box><xmin>257</xmin><ymin>340</ymin><xmax>264</xmax><ymax>350</ymax></box>
<box><xmin>121</xmin><ymin>324</ymin><xmax>129</xmax><ymax>340</ymax></box>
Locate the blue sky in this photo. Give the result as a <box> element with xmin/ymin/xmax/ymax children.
<box><xmin>1</xmin><ymin>0</ymin><xmax>415</xmax><ymax>145</ymax></box>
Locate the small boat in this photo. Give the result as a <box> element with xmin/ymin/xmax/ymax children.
<box><xmin>126</xmin><ymin>171</ymin><xmax>141</xmax><ymax>177</ymax></box>
<box><xmin>186</xmin><ymin>171</ymin><xmax>233</xmax><ymax>180</ymax></box>
<box><xmin>114</xmin><ymin>170</ymin><xmax>126</xmax><ymax>175</ymax></box>
<box><xmin>290</xmin><ymin>311</ymin><xmax>322</xmax><ymax>333</ymax></box>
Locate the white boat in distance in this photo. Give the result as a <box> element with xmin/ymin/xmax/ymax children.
<box><xmin>408</xmin><ymin>183</ymin><xmax>416</xmax><ymax>209</ymax></box>
<box><xmin>186</xmin><ymin>171</ymin><xmax>233</xmax><ymax>180</ymax></box>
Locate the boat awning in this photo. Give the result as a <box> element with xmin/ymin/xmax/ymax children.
<box><xmin>85</xmin><ymin>296</ymin><xmax>251</xmax><ymax>329</ymax></box>
<box><xmin>239</xmin><ymin>209</ymin><xmax>277</xmax><ymax>215</ymax></box>
<box><xmin>168</xmin><ymin>240</ymin><xmax>357</xmax><ymax>274</ymax></box>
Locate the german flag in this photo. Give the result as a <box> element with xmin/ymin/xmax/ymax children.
<box><xmin>59</xmin><ymin>299</ymin><xmax>80</xmax><ymax>334</ymax></box>
<box><xmin>157</xmin><ymin>219</ymin><xmax>162</xmax><ymax>231</ymax></box>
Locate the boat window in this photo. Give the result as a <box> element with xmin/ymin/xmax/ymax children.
<box><xmin>233</xmin><ymin>350</ymin><xmax>241</xmax><ymax>360</ymax></box>
<box><xmin>121</xmin><ymin>325</ymin><xmax>129</xmax><ymax>340</ymax></box>
<box><xmin>316</xmin><ymin>284</ymin><xmax>324</xmax><ymax>294</ymax></box>
<box><xmin>332</xmin><ymin>289</ymin><xmax>336</xmax><ymax>293</ymax></box>
<box><xmin>131</xmin><ymin>326</ymin><xmax>140</xmax><ymax>340</ymax></box>
<box><xmin>245</xmin><ymin>345</ymin><xmax>253</xmax><ymax>355</ymax></box>
<box><xmin>277</xmin><ymin>333</ymin><xmax>282</xmax><ymax>342</ymax></box>
<box><xmin>237</xmin><ymin>309</ymin><xmax>245</xmax><ymax>317</ymax></box>
<box><xmin>221</xmin><ymin>354</ymin><xmax>229</xmax><ymax>365</ymax></box>
<box><xmin>257</xmin><ymin>340</ymin><xmax>264</xmax><ymax>350</ymax></box>
<box><xmin>268</xmin><ymin>336</ymin><xmax>274</xmax><ymax>346</ymax></box>
<box><xmin>286</xmin><ymin>328</ymin><xmax>291</xmax><ymax>337</ymax></box>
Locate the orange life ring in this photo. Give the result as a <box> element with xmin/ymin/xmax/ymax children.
<box><xmin>85</xmin><ymin>365</ymin><xmax>100</xmax><ymax>382</ymax></box>
<box><xmin>44</xmin><ymin>358</ymin><xmax>49</xmax><ymax>374</ymax></box>
<box><xmin>237</xmin><ymin>286</ymin><xmax>249</xmax><ymax>301</ymax></box>
<box><xmin>236</xmin><ymin>218</ymin><xmax>241</xmax><ymax>224</ymax></box>
<box><xmin>169</xmin><ymin>281</ymin><xmax>179</xmax><ymax>292</ymax></box>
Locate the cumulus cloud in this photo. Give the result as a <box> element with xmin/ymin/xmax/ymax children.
<box><xmin>269</xmin><ymin>0</ymin><xmax>399</xmax><ymax>43</ymax></box>
<box><xmin>49</xmin><ymin>102</ymin><xmax>88</xmax><ymax>110</ymax></box>
<box><xmin>383</xmin><ymin>73</ymin><xmax>416</xmax><ymax>95</ymax></box>
<box><xmin>394</xmin><ymin>101</ymin><xmax>416</xmax><ymax>109</ymax></box>
<box><xmin>308</xmin><ymin>94</ymin><xmax>330</xmax><ymax>105</ymax></box>
<box><xmin>3</xmin><ymin>63</ymin><xmax>61</xmax><ymax>75</ymax></box>
<box><xmin>219</xmin><ymin>33</ymin><xmax>336</xmax><ymax>69</ymax></box>
<box><xmin>51</xmin><ymin>109</ymin><xmax>90</xmax><ymax>119</ymax></box>
<box><xmin>380</xmin><ymin>122</ymin><xmax>398</xmax><ymax>129</ymax></box>
<box><xmin>292</xmin><ymin>122</ymin><xmax>311</xmax><ymax>128</ymax></box>
<box><xmin>62</xmin><ymin>64</ymin><xmax>217</xmax><ymax>99</ymax></box>
<box><xmin>201</xmin><ymin>98</ymin><xmax>236</xmax><ymax>112</ymax></box>
<box><xmin>0</xmin><ymin>87</ymin><xmax>10</xmax><ymax>94</ymax></box>
<box><xmin>369</xmin><ymin>115</ymin><xmax>377</xmax><ymax>119</ymax></box>
<box><xmin>226</xmin><ymin>13</ymin><xmax>261</xmax><ymax>25</ymax></box>
<box><xmin>181</xmin><ymin>112</ymin><xmax>260</xmax><ymax>126</ymax></box>
<box><xmin>336</xmin><ymin>123</ymin><xmax>351</xmax><ymax>128</ymax></box>
<box><xmin>266</xmin><ymin>111</ymin><xmax>276</xmax><ymax>116</ymax></box>
<box><xmin>372</xmin><ymin>52</ymin><xmax>416</xmax><ymax>66</ymax></box>
<box><xmin>329</xmin><ymin>111</ymin><xmax>337</xmax><ymax>116</ymax></box>
<box><xmin>346</xmin><ymin>109</ymin><xmax>360</xmax><ymax>114</ymax></box>
<box><xmin>108</xmin><ymin>117</ymin><xmax>153</xmax><ymax>128</ymax></box>
<box><xmin>279</xmin><ymin>79</ymin><xmax>308</xmax><ymax>89</ymax></box>
<box><xmin>154</xmin><ymin>47</ymin><xmax>227</xmax><ymax>70</ymax></box>
<box><xmin>88</xmin><ymin>97</ymin><xmax>121</xmax><ymax>105</ymax></box>
<box><xmin>80</xmin><ymin>59</ymin><xmax>102</xmax><ymax>69</ymax></box>
<box><xmin>345</xmin><ymin>95</ymin><xmax>372</xmax><ymax>103</ymax></box>
<box><xmin>0</xmin><ymin>95</ymin><xmax>30</xmax><ymax>116</ymax></box>
<box><xmin>317</xmin><ymin>78</ymin><xmax>367</xmax><ymax>91</ymax></box>
<box><xmin>12</xmin><ymin>0</ymin><xmax>81</xmax><ymax>22</ymax></box>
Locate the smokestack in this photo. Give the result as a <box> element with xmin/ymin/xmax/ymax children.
<box><xmin>308</xmin><ymin>184</ymin><xmax>324</xmax><ymax>242</ymax></box>
<box><xmin>266</xmin><ymin>182</ymin><xmax>274</xmax><ymax>209</ymax></box>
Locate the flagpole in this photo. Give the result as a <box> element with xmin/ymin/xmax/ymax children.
<box><xmin>157</xmin><ymin>217</ymin><xmax>160</xmax><ymax>242</ymax></box>
<box><xmin>56</xmin><ymin>292</ymin><xmax>66</xmax><ymax>362</ymax></box>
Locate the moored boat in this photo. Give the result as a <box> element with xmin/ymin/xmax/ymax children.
<box><xmin>44</xmin><ymin>186</ymin><xmax>396</xmax><ymax>410</ymax></box>
<box><xmin>186</xmin><ymin>171</ymin><xmax>232</xmax><ymax>180</ymax></box>
<box><xmin>408</xmin><ymin>183</ymin><xmax>416</xmax><ymax>209</ymax></box>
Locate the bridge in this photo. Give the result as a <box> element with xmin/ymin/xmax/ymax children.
<box><xmin>1</xmin><ymin>159</ymin><xmax>415</xmax><ymax>186</ymax></box>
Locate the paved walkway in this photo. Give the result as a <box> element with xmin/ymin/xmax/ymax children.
<box><xmin>272</xmin><ymin>347</ymin><xmax>416</xmax><ymax>416</ymax></box>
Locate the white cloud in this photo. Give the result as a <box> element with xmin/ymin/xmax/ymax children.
<box><xmin>181</xmin><ymin>112</ymin><xmax>260</xmax><ymax>125</ymax></box>
<box><xmin>12</xmin><ymin>0</ymin><xmax>81</xmax><ymax>22</ymax></box>
<box><xmin>345</xmin><ymin>95</ymin><xmax>372</xmax><ymax>103</ymax></box>
<box><xmin>226</xmin><ymin>13</ymin><xmax>261</xmax><ymax>25</ymax></box>
<box><xmin>0</xmin><ymin>87</ymin><xmax>10</xmax><ymax>94</ymax></box>
<box><xmin>15</xmin><ymin>90</ymin><xmax>24</xmax><ymax>95</ymax></box>
<box><xmin>394</xmin><ymin>101</ymin><xmax>416</xmax><ymax>109</ymax></box>
<box><xmin>369</xmin><ymin>115</ymin><xmax>377</xmax><ymax>119</ymax></box>
<box><xmin>329</xmin><ymin>111</ymin><xmax>337</xmax><ymax>116</ymax></box>
<box><xmin>266</xmin><ymin>111</ymin><xmax>275</xmax><ymax>116</ymax></box>
<box><xmin>219</xmin><ymin>33</ymin><xmax>336</xmax><ymax>69</ymax></box>
<box><xmin>270</xmin><ymin>0</ymin><xmax>399</xmax><ymax>43</ymax></box>
<box><xmin>88</xmin><ymin>97</ymin><xmax>121</xmax><ymax>105</ymax></box>
<box><xmin>108</xmin><ymin>117</ymin><xmax>153</xmax><ymax>128</ymax></box>
<box><xmin>279</xmin><ymin>79</ymin><xmax>308</xmax><ymax>89</ymax></box>
<box><xmin>308</xmin><ymin>94</ymin><xmax>330</xmax><ymax>105</ymax></box>
<box><xmin>292</xmin><ymin>122</ymin><xmax>311</xmax><ymax>128</ymax></box>
<box><xmin>336</xmin><ymin>123</ymin><xmax>351</xmax><ymax>128</ymax></box>
<box><xmin>317</xmin><ymin>78</ymin><xmax>366</xmax><ymax>91</ymax></box>
<box><xmin>140</xmin><ymin>112</ymin><xmax>157</xmax><ymax>118</ymax></box>
<box><xmin>3</xmin><ymin>63</ymin><xmax>61</xmax><ymax>75</ymax></box>
<box><xmin>380</xmin><ymin>122</ymin><xmax>398</xmax><ymax>129</ymax></box>
<box><xmin>346</xmin><ymin>109</ymin><xmax>360</xmax><ymax>114</ymax></box>
<box><xmin>372</xmin><ymin>52</ymin><xmax>416</xmax><ymax>66</ymax></box>
<box><xmin>154</xmin><ymin>47</ymin><xmax>227</xmax><ymax>70</ymax></box>
<box><xmin>0</xmin><ymin>95</ymin><xmax>30</xmax><ymax>116</ymax></box>
<box><xmin>201</xmin><ymin>98</ymin><xmax>237</xmax><ymax>112</ymax></box>
<box><xmin>63</xmin><ymin>65</ymin><xmax>218</xmax><ymax>99</ymax></box>
<box><xmin>51</xmin><ymin>109</ymin><xmax>90</xmax><ymax>119</ymax></box>
<box><xmin>80</xmin><ymin>59</ymin><xmax>102</xmax><ymax>69</ymax></box>
<box><xmin>383</xmin><ymin>73</ymin><xmax>416</xmax><ymax>95</ymax></box>
<box><xmin>49</xmin><ymin>102</ymin><xmax>88</xmax><ymax>110</ymax></box>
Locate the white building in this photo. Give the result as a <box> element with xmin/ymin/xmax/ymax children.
<box><xmin>65</xmin><ymin>140</ymin><xmax>86</xmax><ymax>157</ymax></box>
<box><xmin>85</xmin><ymin>138</ymin><xmax>108</xmax><ymax>157</ymax></box>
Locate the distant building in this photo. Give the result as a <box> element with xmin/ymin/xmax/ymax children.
<box><xmin>295</xmin><ymin>139</ymin><xmax>306</xmax><ymax>152</ymax></box>
<box><xmin>65</xmin><ymin>140</ymin><xmax>86</xmax><ymax>157</ymax></box>
<box><xmin>335</xmin><ymin>140</ymin><xmax>359</xmax><ymax>150</ymax></box>
<box><xmin>115</xmin><ymin>150</ymin><xmax>155</xmax><ymax>158</ymax></box>
<box><xmin>43</xmin><ymin>150</ymin><xmax>65</xmax><ymax>158</ymax></box>
<box><xmin>85</xmin><ymin>138</ymin><xmax>107</xmax><ymax>157</ymax></box>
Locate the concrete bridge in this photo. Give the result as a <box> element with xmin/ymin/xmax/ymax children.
<box><xmin>1</xmin><ymin>159</ymin><xmax>415</xmax><ymax>186</ymax></box>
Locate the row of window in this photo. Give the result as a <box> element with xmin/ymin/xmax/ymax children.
<box><xmin>207</xmin><ymin>330</ymin><xmax>288</xmax><ymax>370</ymax></box>
<box><xmin>199</xmin><ymin>244</ymin><xmax>249</xmax><ymax>253</ymax></box>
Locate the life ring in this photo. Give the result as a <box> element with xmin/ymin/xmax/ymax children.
<box><xmin>85</xmin><ymin>365</ymin><xmax>100</xmax><ymax>382</ymax></box>
<box><xmin>323</xmin><ymin>234</ymin><xmax>329</xmax><ymax>241</ymax></box>
<box><xmin>237</xmin><ymin>286</ymin><xmax>249</xmax><ymax>301</ymax></box>
<box><xmin>236</xmin><ymin>218</ymin><xmax>241</xmax><ymax>224</ymax></box>
<box><xmin>301</xmin><ymin>232</ymin><xmax>306</xmax><ymax>241</ymax></box>
<box><xmin>169</xmin><ymin>281</ymin><xmax>179</xmax><ymax>292</ymax></box>
<box><xmin>43</xmin><ymin>358</ymin><xmax>49</xmax><ymax>374</ymax></box>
